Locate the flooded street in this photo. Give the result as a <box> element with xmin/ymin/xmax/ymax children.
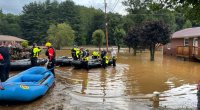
<box><xmin>0</xmin><ymin>49</ymin><xmax>199</xmax><ymax>110</ymax></box>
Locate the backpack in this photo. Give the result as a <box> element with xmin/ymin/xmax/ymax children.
<box><xmin>0</xmin><ymin>53</ymin><xmax>3</xmax><ymax>61</ymax></box>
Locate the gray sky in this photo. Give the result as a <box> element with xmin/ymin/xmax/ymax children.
<box><xmin>0</xmin><ymin>0</ymin><xmax>127</xmax><ymax>15</ymax></box>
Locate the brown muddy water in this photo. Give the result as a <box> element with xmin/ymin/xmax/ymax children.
<box><xmin>0</xmin><ymin>49</ymin><xmax>199</xmax><ymax>110</ymax></box>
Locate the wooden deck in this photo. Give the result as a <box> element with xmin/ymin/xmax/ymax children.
<box><xmin>176</xmin><ymin>46</ymin><xmax>200</xmax><ymax>60</ymax></box>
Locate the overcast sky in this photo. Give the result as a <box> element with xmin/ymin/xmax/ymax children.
<box><xmin>0</xmin><ymin>0</ymin><xmax>127</xmax><ymax>15</ymax></box>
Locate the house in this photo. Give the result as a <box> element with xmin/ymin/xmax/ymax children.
<box><xmin>163</xmin><ymin>27</ymin><xmax>200</xmax><ymax>60</ymax></box>
<box><xmin>0</xmin><ymin>35</ymin><xmax>26</xmax><ymax>43</ymax></box>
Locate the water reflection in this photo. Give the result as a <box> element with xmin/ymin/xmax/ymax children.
<box><xmin>57</xmin><ymin>51</ymin><xmax>200</xmax><ymax>109</ymax></box>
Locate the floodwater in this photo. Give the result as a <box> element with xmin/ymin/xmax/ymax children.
<box><xmin>0</xmin><ymin>49</ymin><xmax>199</xmax><ymax>110</ymax></box>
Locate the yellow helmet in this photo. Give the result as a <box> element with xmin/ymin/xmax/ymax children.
<box><xmin>45</xmin><ymin>42</ymin><xmax>51</xmax><ymax>47</ymax></box>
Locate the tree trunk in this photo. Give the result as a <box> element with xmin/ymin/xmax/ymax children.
<box><xmin>99</xmin><ymin>45</ymin><xmax>101</xmax><ymax>51</ymax></box>
<box><xmin>150</xmin><ymin>44</ymin><xmax>155</xmax><ymax>61</ymax></box>
<box><xmin>57</xmin><ymin>44</ymin><xmax>61</xmax><ymax>50</ymax></box>
<box><xmin>133</xmin><ymin>47</ymin><xmax>137</xmax><ymax>56</ymax></box>
<box><xmin>118</xmin><ymin>45</ymin><xmax>120</xmax><ymax>53</ymax></box>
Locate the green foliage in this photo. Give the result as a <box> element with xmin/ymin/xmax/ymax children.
<box><xmin>124</xmin><ymin>26</ymin><xmax>141</xmax><ymax>55</ymax></box>
<box><xmin>20</xmin><ymin>0</ymin><xmax>79</xmax><ymax>44</ymax></box>
<box><xmin>21</xmin><ymin>41</ymin><xmax>29</xmax><ymax>48</ymax></box>
<box><xmin>77</xmin><ymin>6</ymin><xmax>104</xmax><ymax>45</ymax></box>
<box><xmin>183</xmin><ymin>20</ymin><xmax>192</xmax><ymax>28</ymax></box>
<box><xmin>114</xmin><ymin>28</ymin><xmax>126</xmax><ymax>52</ymax></box>
<box><xmin>141</xmin><ymin>21</ymin><xmax>171</xmax><ymax>61</ymax></box>
<box><xmin>107</xmin><ymin>13</ymin><xmax>124</xmax><ymax>45</ymax></box>
<box><xmin>92</xmin><ymin>29</ymin><xmax>105</xmax><ymax>49</ymax></box>
<box><xmin>0</xmin><ymin>13</ymin><xmax>22</xmax><ymax>36</ymax></box>
<box><xmin>47</xmin><ymin>23</ymin><xmax>75</xmax><ymax>50</ymax></box>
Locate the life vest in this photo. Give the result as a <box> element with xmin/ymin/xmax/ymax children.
<box><xmin>32</xmin><ymin>47</ymin><xmax>41</xmax><ymax>58</ymax></box>
<box><xmin>82</xmin><ymin>50</ymin><xmax>89</xmax><ymax>61</ymax></box>
<box><xmin>103</xmin><ymin>56</ymin><xmax>109</xmax><ymax>64</ymax></box>
<box><xmin>46</xmin><ymin>47</ymin><xmax>56</xmax><ymax>61</ymax></box>
<box><xmin>83</xmin><ymin>56</ymin><xmax>89</xmax><ymax>62</ymax></box>
<box><xmin>75</xmin><ymin>48</ymin><xmax>80</xmax><ymax>58</ymax></box>
<box><xmin>92</xmin><ymin>51</ymin><xmax>99</xmax><ymax>57</ymax></box>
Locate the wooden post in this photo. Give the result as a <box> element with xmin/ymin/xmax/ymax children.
<box><xmin>152</xmin><ymin>91</ymin><xmax>160</xmax><ymax>108</ymax></box>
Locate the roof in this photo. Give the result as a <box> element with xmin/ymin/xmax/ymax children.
<box><xmin>172</xmin><ymin>27</ymin><xmax>200</xmax><ymax>39</ymax></box>
<box><xmin>0</xmin><ymin>35</ymin><xmax>26</xmax><ymax>42</ymax></box>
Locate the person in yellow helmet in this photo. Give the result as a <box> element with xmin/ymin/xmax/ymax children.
<box><xmin>92</xmin><ymin>49</ymin><xmax>100</xmax><ymax>59</ymax></box>
<box><xmin>31</xmin><ymin>43</ymin><xmax>41</xmax><ymax>67</ymax></box>
<box><xmin>71</xmin><ymin>45</ymin><xmax>79</xmax><ymax>60</ymax></box>
<box><xmin>45</xmin><ymin>42</ymin><xmax>56</xmax><ymax>76</ymax></box>
<box><xmin>101</xmin><ymin>49</ymin><xmax>108</xmax><ymax>68</ymax></box>
<box><xmin>111</xmin><ymin>48</ymin><xmax>117</xmax><ymax>67</ymax></box>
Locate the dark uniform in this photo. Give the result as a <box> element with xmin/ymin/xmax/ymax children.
<box><xmin>82</xmin><ymin>49</ymin><xmax>89</xmax><ymax>69</ymax></box>
<box><xmin>0</xmin><ymin>46</ymin><xmax>10</xmax><ymax>82</ymax></box>
<box><xmin>101</xmin><ymin>50</ymin><xmax>108</xmax><ymax>68</ymax></box>
<box><xmin>46</xmin><ymin>46</ymin><xmax>56</xmax><ymax>76</ymax></box>
<box><xmin>31</xmin><ymin>45</ymin><xmax>41</xmax><ymax>67</ymax></box>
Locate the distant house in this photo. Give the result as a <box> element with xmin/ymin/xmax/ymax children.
<box><xmin>0</xmin><ymin>35</ymin><xmax>26</xmax><ymax>43</ymax></box>
<box><xmin>163</xmin><ymin>27</ymin><xmax>200</xmax><ymax>60</ymax></box>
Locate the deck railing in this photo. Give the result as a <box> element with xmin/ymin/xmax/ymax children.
<box><xmin>176</xmin><ymin>46</ymin><xmax>200</xmax><ymax>59</ymax></box>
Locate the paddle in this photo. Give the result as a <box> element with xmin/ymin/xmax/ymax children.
<box><xmin>37</xmin><ymin>67</ymin><xmax>55</xmax><ymax>85</ymax></box>
<box><xmin>38</xmin><ymin>74</ymin><xmax>51</xmax><ymax>84</ymax></box>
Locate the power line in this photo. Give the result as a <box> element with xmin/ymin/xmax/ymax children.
<box><xmin>110</xmin><ymin>0</ymin><xmax>120</xmax><ymax>12</ymax></box>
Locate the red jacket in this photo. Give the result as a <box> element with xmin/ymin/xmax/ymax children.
<box><xmin>46</xmin><ymin>47</ymin><xmax>56</xmax><ymax>61</ymax></box>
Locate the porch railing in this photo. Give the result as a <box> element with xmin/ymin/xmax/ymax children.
<box><xmin>176</xmin><ymin>46</ymin><xmax>200</xmax><ymax>58</ymax></box>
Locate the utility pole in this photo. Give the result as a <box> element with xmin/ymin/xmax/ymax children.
<box><xmin>104</xmin><ymin>0</ymin><xmax>109</xmax><ymax>52</ymax></box>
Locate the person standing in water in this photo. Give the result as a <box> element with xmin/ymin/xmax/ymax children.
<box><xmin>111</xmin><ymin>48</ymin><xmax>117</xmax><ymax>67</ymax></box>
<box><xmin>45</xmin><ymin>42</ymin><xmax>56</xmax><ymax>76</ymax></box>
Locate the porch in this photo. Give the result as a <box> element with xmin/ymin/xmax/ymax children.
<box><xmin>176</xmin><ymin>46</ymin><xmax>200</xmax><ymax>60</ymax></box>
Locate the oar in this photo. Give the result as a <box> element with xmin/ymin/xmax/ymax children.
<box><xmin>38</xmin><ymin>74</ymin><xmax>51</xmax><ymax>84</ymax></box>
<box><xmin>38</xmin><ymin>67</ymin><xmax>55</xmax><ymax>84</ymax></box>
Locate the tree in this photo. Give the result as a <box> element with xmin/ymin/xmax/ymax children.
<box><xmin>21</xmin><ymin>41</ymin><xmax>29</xmax><ymax>48</ymax></box>
<box><xmin>20</xmin><ymin>2</ymin><xmax>46</xmax><ymax>43</ymax></box>
<box><xmin>92</xmin><ymin>29</ymin><xmax>105</xmax><ymax>51</ymax></box>
<box><xmin>0</xmin><ymin>13</ymin><xmax>22</xmax><ymax>36</ymax></box>
<box><xmin>114</xmin><ymin>28</ymin><xmax>126</xmax><ymax>53</ymax></box>
<box><xmin>183</xmin><ymin>20</ymin><xmax>192</xmax><ymax>28</ymax></box>
<box><xmin>47</xmin><ymin>23</ymin><xmax>75</xmax><ymax>50</ymax></box>
<box><xmin>141</xmin><ymin>21</ymin><xmax>171</xmax><ymax>61</ymax></box>
<box><xmin>87</xmin><ymin>11</ymin><xmax>104</xmax><ymax>44</ymax></box>
<box><xmin>125</xmin><ymin>26</ymin><xmax>141</xmax><ymax>56</ymax></box>
<box><xmin>107</xmin><ymin>13</ymin><xmax>123</xmax><ymax>45</ymax></box>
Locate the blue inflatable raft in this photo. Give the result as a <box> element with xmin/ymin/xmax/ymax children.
<box><xmin>0</xmin><ymin>67</ymin><xmax>55</xmax><ymax>102</ymax></box>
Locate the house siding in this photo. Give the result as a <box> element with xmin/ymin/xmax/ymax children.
<box><xmin>163</xmin><ymin>38</ymin><xmax>183</xmax><ymax>56</ymax></box>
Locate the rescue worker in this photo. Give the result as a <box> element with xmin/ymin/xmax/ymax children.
<box><xmin>71</xmin><ymin>45</ymin><xmax>79</xmax><ymax>60</ymax></box>
<box><xmin>82</xmin><ymin>49</ymin><xmax>89</xmax><ymax>69</ymax></box>
<box><xmin>0</xmin><ymin>42</ymin><xmax>10</xmax><ymax>82</ymax></box>
<box><xmin>92</xmin><ymin>49</ymin><xmax>100</xmax><ymax>59</ymax></box>
<box><xmin>45</xmin><ymin>42</ymin><xmax>56</xmax><ymax>76</ymax></box>
<box><xmin>30</xmin><ymin>43</ymin><xmax>41</xmax><ymax>67</ymax></box>
<box><xmin>101</xmin><ymin>49</ymin><xmax>108</xmax><ymax>68</ymax></box>
<box><xmin>111</xmin><ymin>48</ymin><xmax>117</xmax><ymax>67</ymax></box>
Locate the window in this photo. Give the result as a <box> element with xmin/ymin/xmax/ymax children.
<box><xmin>184</xmin><ymin>38</ymin><xmax>189</xmax><ymax>46</ymax></box>
<box><xmin>193</xmin><ymin>38</ymin><xmax>198</xmax><ymax>47</ymax></box>
<box><xmin>166</xmin><ymin>43</ymin><xmax>171</xmax><ymax>50</ymax></box>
